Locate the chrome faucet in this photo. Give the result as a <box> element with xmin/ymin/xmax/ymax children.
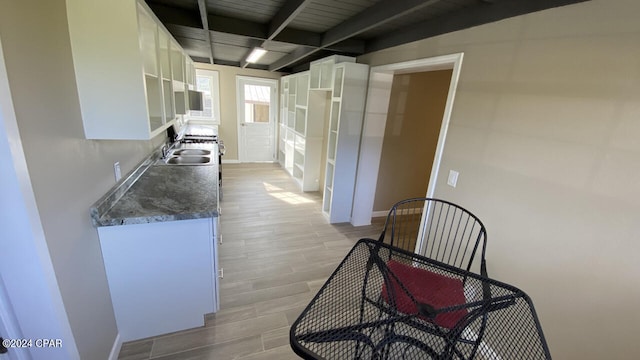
<box><xmin>161</xmin><ymin>144</ymin><xmax>170</xmax><ymax>159</ymax></box>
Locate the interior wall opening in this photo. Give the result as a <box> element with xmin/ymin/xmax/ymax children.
<box><xmin>372</xmin><ymin>69</ymin><xmax>453</xmax><ymax>219</ymax></box>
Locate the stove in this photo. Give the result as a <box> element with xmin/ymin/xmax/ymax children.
<box><xmin>169</xmin><ymin>124</ymin><xmax>225</xmax><ymax>196</ymax></box>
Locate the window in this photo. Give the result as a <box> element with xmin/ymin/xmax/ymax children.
<box><xmin>243</xmin><ymin>84</ymin><xmax>271</xmax><ymax>123</ymax></box>
<box><xmin>189</xmin><ymin>69</ymin><xmax>220</xmax><ymax>124</ymax></box>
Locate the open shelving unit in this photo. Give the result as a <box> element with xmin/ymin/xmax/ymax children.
<box><xmin>278</xmin><ymin>71</ymin><xmax>326</xmax><ymax>192</ymax></box>
<box><xmin>278</xmin><ymin>56</ymin><xmax>368</xmax><ymax>208</ymax></box>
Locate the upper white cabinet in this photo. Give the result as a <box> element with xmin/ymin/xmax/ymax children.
<box><xmin>309</xmin><ymin>55</ymin><xmax>355</xmax><ymax>90</ymax></box>
<box><xmin>67</xmin><ymin>0</ymin><xmax>191</xmax><ymax>140</ymax></box>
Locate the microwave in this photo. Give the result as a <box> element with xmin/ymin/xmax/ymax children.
<box><xmin>175</xmin><ymin>90</ymin><xmax>204</xmax><ymax>114</ymax></box>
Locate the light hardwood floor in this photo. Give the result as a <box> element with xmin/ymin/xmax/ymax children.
<box><xmin>118</xmin><ymin>163</ymin><xmax>384</xmax><ymax>360</ymax></box>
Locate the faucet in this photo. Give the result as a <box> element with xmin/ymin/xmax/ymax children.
<box><xmin>161</xmin><ymin>144</ymin><xmax>170</xmax><ymax>159</ymax></box>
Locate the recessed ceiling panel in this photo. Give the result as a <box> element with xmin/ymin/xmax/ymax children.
<box><xmin>166</xmin><ymin>24</ymin><xmax>207</xmax><ymax>41</ymax></box>
<box><xmin>212</xmin><ymin>43</ymin><xmax>252</xmax><ymax>62</ymax></box>
<box><xmin>207</xmin><ymin>0</ymin><xmax>285</xmax><ymax>23</ymax></box>
<box><xmin>290</xmin><ymin>0</ymin><xmax>383</xmax><ymax>33</ymax></box>
<box><xmin>211</xmin><ymin>31</ymin><xmax>255</xmax><ymax>48</ymax></box>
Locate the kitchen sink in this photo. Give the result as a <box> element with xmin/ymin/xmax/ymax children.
<box><xmin>171</xmin><ymin>149</ymin><xmax>211</xmax><ymax>156</ymax></box>
<box><xmin>165</xmin><ymin>156</ymin><xmax>211</xmax><ymax>165</ymax></box>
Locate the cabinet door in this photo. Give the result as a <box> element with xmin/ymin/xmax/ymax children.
<box><xmin>98</xmin><ymin>218</ymin><xmax>217</xmax><ymax>341</ymax></box>
<box><xmin>138</xmin><ymin>4</ymin><xmax>164</xmax><ymax>133</ymax></box>
<box><xmin>158</xmin><ymin>31</ymin><xmax>175</xmax><ymax>125</ymax></box>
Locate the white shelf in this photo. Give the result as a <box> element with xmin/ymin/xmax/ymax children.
<box><xmin>278</xmin><ymin>71</ymin><xmax>319</xmax><ymax>191</ymax></box>
<box><xmin>322</xmin><ymin>62</ymin><xmax>369</xmax><ymax>223</ymax></box>
<box><xmin>278</xmin><ymin>61</ymin><xmax>358</xmax><ymax>194</ymax></box>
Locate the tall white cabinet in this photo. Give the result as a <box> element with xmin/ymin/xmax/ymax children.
<box><xmin>279</xmin><ymin>71</ymin><xmax>326</xmax><ymax>191</ymax></box>
<box><xmin>322</xmin><ymin>62</ymin><xmax>369</xmax><ymax>223</ymax></box>
<box><xmin>66</xmin><ymin>0</ymin><xmax>194</xmax><ymax>140</ymax></box>
<box><xmin>278</xmin><ymin>56</ymin><xmax>369</xmax><ymax>223</ymax></box>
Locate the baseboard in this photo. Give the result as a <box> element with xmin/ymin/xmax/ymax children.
<box><xmin>371</xmin><ymin>210</ymin><xmax>388</xmax><ymax>218</ymax></box>
<box><xmin>223</xmin><ymin>160</ymin><xmax>276</xmax><ymax>164</ymax></box>
<box><xmin>108</xmin><ymin>333</ymin><xmax>122</xmax><ymax>360</ymax></box>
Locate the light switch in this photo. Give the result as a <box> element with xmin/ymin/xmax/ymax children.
<box><xmin>447</xmin><ymin>170</ymin><xmax>459</xmax><ymax>188</ymax></box>
<box><xmin>114</xmin><ymin>162</ymin><xmax>122</xmax><ymax>182</ymax></box>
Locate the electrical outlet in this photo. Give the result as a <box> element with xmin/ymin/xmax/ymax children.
<box><xmin>447</xmin><ymin>170</ymin><xmax>459</xmax><ymax>188</ymax></box>
<box><xmin>114</xmin><ymin>162</ymin><xmax>122</xmax><ymax>182</ymax></box>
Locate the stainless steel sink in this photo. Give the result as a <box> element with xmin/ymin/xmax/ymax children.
<box><xmin>165</xmin><ymin>156</ymin><xmax>211</xmax><ymax>165</ymax></box>
<box><xmin>171</xmin><ymin>149</ymin><xmax>211</xmax><ymax>156</ymax></box>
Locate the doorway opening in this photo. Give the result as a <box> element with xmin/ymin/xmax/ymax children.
<box><xmin>236</xmin><ymin>76</ymin><xmax>278</xmax><ymax>163</ymax></box>
<box><xmin>352</xmin><ymin>53</ymin><xmax>464</xmax><ymax>230</ymax></box>
<box><xmin>371</xmin><ymin>69</ymin><xmax>453</xmax><ymax>218</ymax></box>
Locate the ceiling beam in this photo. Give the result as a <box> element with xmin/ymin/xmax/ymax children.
<box><xmin>322</xmin><ymin>0</ymin><xmax>439</xmax><ymax>46</ymax></box>
<box><xmin>208</xmin><ymin>14</ymin><xmax>267</xmax><ymax>39</ymax></box>
<box><xmin>241</xmin><ymin>0</ymin><xmax>312</xmax><ymax>68</ymax></box>
<box><xmin>269</xmin><ymin>46</ymin><xmax>319</xmax><ymax>71</ymax></box>
<box><xmin>269</xmin><ymin>0</ymin><xmax>440</xmax><ymax>71</ymax></box>
<box><xmin>267</xmin><ymin>0</ymin><xmax>313</xmax><ymax>40</ymax></box>
<box><xmin>146</xmin><ymin>3</ymin><xmax>365</xmax><ymax>54</ymax></box>
<box><xmin>365</xmin><ymin>0</ymin><xmax>590</xmax><ymax>53</ymax></box>
<box><xmin>197</xmin><ymin>0</ymin><xmax>214</xmax><ymax>64</ymax></box>
<box><xmin>148</xmin><ymin>3</ymin><xmax>201</xmax><ymax>28</ymax></box>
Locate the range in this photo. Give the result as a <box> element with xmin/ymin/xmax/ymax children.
<box><xmin>169</xmin><ymin>123</ymin><xmax>225</xmax><ymax>193</ymax></box>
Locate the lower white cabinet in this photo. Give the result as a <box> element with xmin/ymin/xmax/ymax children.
<box><xmin>98</xmin><ymin>217</ymin><xmax>219</xmax><ymax>341</ymax></box>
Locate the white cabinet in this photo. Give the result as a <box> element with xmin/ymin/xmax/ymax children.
<box><xmin>322</xmin><ymin>62</ymin><xmax>369</xmax><ymax>223</ymax></box>
<box><xmin>278</xmin><ymin>72</ymin><xmax>326</xmax><ymax>191</ymax></box>
<box><xmin>98</xmin><ymin>218</ymin><xmax>220</xmax><ymax>341</ymax></box>
<box><xmin>309</xmin><ymin>55</ymin><xmax>355</xmax><ymax>90</ymax></box>
<box><xmin>279</xmin><ymin>57</ymin><xmax>368</xmax><ymax>200</ymax></box>
<box><xmin>67</xmin><ymin>0</ymin><xmax>190</xmax><ymax>140</ymax></box>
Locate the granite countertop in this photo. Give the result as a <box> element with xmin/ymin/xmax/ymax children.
<box><xmin>91</xmin><ymin>144</ymin><xmax>219</xmax><ymax>227</ymax></box>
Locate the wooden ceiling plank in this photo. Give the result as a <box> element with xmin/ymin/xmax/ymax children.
<box><xmin>365</xmin><ymin>0</ymin><xmax>590</xmax><ymax>52</ymax></box>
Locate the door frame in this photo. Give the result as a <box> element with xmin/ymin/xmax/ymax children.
<box><xmin>235</xmin><ymin>76</ymin><xmax>278</xmax><ymax>163</ymax></box>
<box><xmin>351</xmin><ymin>53</ymin><xmax>464</xmax><ymax>227</ymax></box>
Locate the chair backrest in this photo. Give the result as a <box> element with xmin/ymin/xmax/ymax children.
<box><xmin>379</xmin><ymin>198</ymin><xmax>487</xmax><ymax>275</ymax></box>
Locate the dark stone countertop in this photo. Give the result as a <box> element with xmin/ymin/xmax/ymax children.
<box><xmin>91</xmin><ymin>144</ymin><xmax>219</xmax><ymax>226</ymax></box>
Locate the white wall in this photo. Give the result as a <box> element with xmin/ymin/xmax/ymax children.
<box><xmin>0</xmin><ymin>37</ymin><xmax>79</xmax><ymax>360</ymax></box>
<box><xmin>195</xmin><ymin>63</ymin><xmax>283</xmax><ymax>161</ymax></box>
<box><xmin>0</xmin><ymin>1</ymin><xmax>165</xmax><ymax>358</ymax></box>
<box><xmin>358</xmin><ymin>0</ymin><xmax>640</xmax><ymax>358</ymax></box>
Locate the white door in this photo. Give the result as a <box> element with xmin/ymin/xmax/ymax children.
<box><xmin>236</xmin><ymin>76</ymin><xmax>278</xmax><ymax>162</ymax></box>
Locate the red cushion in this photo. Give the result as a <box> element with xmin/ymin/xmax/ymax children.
<box><xmin>381</xmin><ymin>260</ymin><xmax>468</xmax><ymax>329</ymax></box>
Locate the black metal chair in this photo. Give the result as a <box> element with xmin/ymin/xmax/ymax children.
<box><xmin>290</xmin><ymin>198</ymin><xmax>551</xmax><ymax>359</ymax></box>
<box><xmin>379</xmin><ymin>198</ymin><xmax>488</xmax><ymax>278</ymax></box>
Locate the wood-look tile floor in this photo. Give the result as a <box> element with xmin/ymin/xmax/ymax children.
<box><xmin>118</xmin><ymin>163</ymin><xmax>384</xmax><ymax>360</ymax></box>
